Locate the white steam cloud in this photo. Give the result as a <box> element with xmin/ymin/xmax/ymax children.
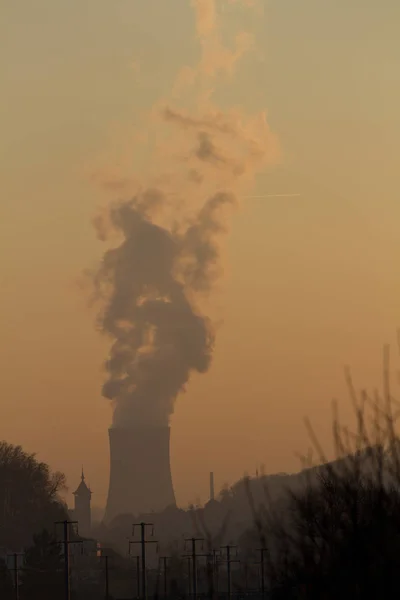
<box><xmin>92</xmin><ymin>0</ymin><xmax>280</xmax><ymax>428</ymax></box>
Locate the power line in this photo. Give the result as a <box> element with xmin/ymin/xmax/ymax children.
<box><xmin>130</xmin><ymin>522</ymin><xmax>157</xmax><ymax>600</ymax></box>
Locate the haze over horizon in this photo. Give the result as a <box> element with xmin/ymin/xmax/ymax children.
<box><xmin>1</xmin><ymin>0</ymin><xmax>400</xmax><ymax>509</ymax></box>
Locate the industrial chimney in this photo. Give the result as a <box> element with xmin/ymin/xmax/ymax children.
<box><xmin>209</xmin><ymin>471</ymin><xmax>215</xmax><ymax>502</ymax></box>
<box><xmin>104</xmin><ymin>426</ymin><xmax>176</xmax><ymax>523</ymax></box>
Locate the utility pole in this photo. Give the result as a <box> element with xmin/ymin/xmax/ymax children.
<box><xmin>7</xmin><ymin>553</ymin><xmax>23</xmax><ymax>600</ymax></box>
<box><xmin>220</xmin><ymin>545</ymin><xmax>239</xmax><ymax>600</ymax></box>
<box><xmin>184</xmin><ymin>537</ymin><xmax>203</xmax><ymax>599</ymax></box>
<box><xmin>131</xmin><ymin>522</ymin><xmax>157</xmax><ymax>600</ymax></box>
<box><xmin>197</xmin><ymin>549</ymin><xmax>218</xmax><ymax>599</ymax></box>
<box><xmin>100</xmin><ymin>554</ymin><xmax>110</xmax><ymax>600</ymax></box>
<box><xmin>213</xmin><ymin>549</ymin><xmax>221</xmax><ymax>594</ymax></box>
<box><xmin>182</xmin><ymin>555</ymin><xmax>192</xmax><ymax>596</ymax></box>
<box><xmin>159</xmin><ymin>556</ymin><xmax>169</xmax><ymax>598</ymax></box>
<box><xmin>55</xmin><ymin>520</ymin><xmax>81</xmax><ymax>600</ymax></box>
<box><xmin>257</xmin><ymin>548</ymin><xmax>267</xmax><ymax>598</ymax></box>
<box><xmin>128</xmin><ymin>550</ymin><xmax>141</xmax><ymax>600</ymax></box>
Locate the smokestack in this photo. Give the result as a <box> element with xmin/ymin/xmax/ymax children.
<box><xmin>209</xmin><ymin>471</ymin><xmax>215</xmax><ymax>502</ymax></box>
<box><xmin>105</xmin><ymin>426</ymin><xmax>176</xmax><ymax>522</ymax></box>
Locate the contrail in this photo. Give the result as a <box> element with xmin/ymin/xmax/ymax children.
<box><xmin>165</xmin><ymin>192</ymin><xmax>301</xmax><ymax>198</ymax></box>
<box><xmin>242</xmin><ymin>193</ymin><xmax>301</xmax><ymax>198</ymax></box>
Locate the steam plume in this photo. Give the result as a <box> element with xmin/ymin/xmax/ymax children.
<box><xmin>92</xmin><ymin>0</ymin><xmax>279</xmax><ymax>428</ymax></box>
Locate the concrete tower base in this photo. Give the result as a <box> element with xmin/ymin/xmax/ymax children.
<box><xmin>105</xmin><ymin>427</ymin><xmax>176</xmax><ymax>523</ymax></box>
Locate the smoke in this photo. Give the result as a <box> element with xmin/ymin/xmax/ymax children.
<box><xmin>92</xmin><ymin>0</ymin><xmax>279</xmax><ymax>428</ymax></box>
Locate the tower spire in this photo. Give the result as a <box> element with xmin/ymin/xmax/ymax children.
<box><xmin>73</xmin><ymin>466</ymin><xmax>92</xmax><ymax>535</ymax></box>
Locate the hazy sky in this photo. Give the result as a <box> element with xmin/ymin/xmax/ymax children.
<box><xmin>1</xmin><ymin>0</ymin><xmax>400</xmax><ymax>510</ymax></box>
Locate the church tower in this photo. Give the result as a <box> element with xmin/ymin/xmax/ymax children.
<box><xmin>73</xmin><ymin>468</ymin><xmax>92</xmax><ymax>536</ymax></box>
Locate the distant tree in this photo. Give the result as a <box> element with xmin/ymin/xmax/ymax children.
<box><xmin>0</xmin><ymin>441</ymin><xmax>68</xmax><ymax>550</ymax></box>
<box><xmin>219</xmin><ymin>484</ymin><xmax>233</xmax><ymax>503</ymax></box>
<box><xmin>0</xmin><ymin>557</ymin><xmax>14</xmax><ymax>600</ymax></box>
<box><xmin>19</xmin><ymin>529</ymin><xmax>65</xmax><ymax>600</ymax></box>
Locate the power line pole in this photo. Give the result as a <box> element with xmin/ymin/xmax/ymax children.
<box><xmin>7</xmin><ymin>553</ymin><xmax>23</xmax><ymax>600</ymax></box>
<box><xmin>128</xmin><ymin>549</ymin><xmax>141</xmax><ymax>599</ymax></box>
<box><xmin>100</xmin><ymin>554</ymin><xmax>110</xmax><ymax>600</ymax></box>
<box><xmin>55</xmin><ymin>519</ymin><xmax>81</xmax><ymax>600</ymax></box>
<box><xmin>257</xmin><ymin>548</ymin><xmax>267</xmax><ymax>598</ymax></box>
<box><xmin>184</xmin><ymin>537</ymin><xmax>203</xmax><ymax>599</ymax></box>
<box><xmin>220</xmin><ymin>545</ymin><xmax>239</xmax><ymax>600</ymax></box>
<box><xmin>213</xmin><ymin>549</ymin><xmax>221</xmax><ymax>594</ymax></box>
<box><xmin>197</xmin><ymin>550</ymin><xmax>218</xmax><ymax>600</ymax></box>
<box><xmin>159</xmin><ymin>556</ymin><xmax>169</xmax><ymax>598</ymax></box>
<box><xmin>131</xmin><ymin>522</ymin><xmax>157</xmax><ymax>600</ymax></box>
<box><xmin>182</xmin><ymin>555</ymin><xmax>192</xmax><ymax>596</ymax></box>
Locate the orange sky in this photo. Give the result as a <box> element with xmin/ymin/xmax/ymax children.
<box><xmin>1</xmin><ymin>0</ymin><xmax>400</xmax><ymax>510</ymax></box>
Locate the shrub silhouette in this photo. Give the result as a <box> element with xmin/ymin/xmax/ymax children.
<box><xmin>246</xmin><ymin>345</ymin><xmax>400</xmax><ymax>599</ymax></box>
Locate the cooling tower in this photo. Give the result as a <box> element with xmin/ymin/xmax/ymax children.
<box><xmin>104</xmin><ymin>426</ymin><xmax>176</xmax><ymax>523</ymax></box>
